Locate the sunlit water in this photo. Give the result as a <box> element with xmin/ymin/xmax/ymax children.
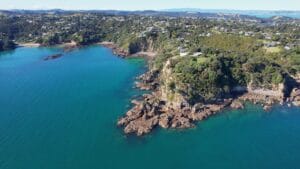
<box><xmin>0</xmin><ymin>46</ymin><xmax>300</xmax><ymax>169</ymax></box>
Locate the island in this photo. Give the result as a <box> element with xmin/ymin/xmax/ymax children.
<box><xmin>0</xmin><ymin>10</ymin><xmax>299</xmax><ymax>136</ymax></box>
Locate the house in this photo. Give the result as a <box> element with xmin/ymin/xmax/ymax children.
<box><xmin>179</xmin><ymin>47</ymin><xmax>188</xmax><ymax>57</ymax></box>
<box><xmin>180</xmin><ymin>52</ymin><xmax>188</xmax><ymax>57</ymax></box>
<box><xmin>284</xmin><ymin>46</ymin><xmax>291</xmax><ymax>50</ymax></box>
<box><xmin>192</xmin><ymin>52</ymin><xmax>203</xmax><ymax>57</ymax></box>
<box><xmin>265</xmin><ymin>41</ymin><xmax>277</xmax><ymax>48</ymax></box>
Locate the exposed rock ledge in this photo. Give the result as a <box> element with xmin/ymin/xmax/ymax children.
<box><xmin>117</xmin><ymin>89</ymin><xmax>295</xmax><ymax>136</ymax></box>
<box><xmin>117</xmin><ymin>92</ymin><xmax>232</xmax><ymax>136</ymax></box>
<box><xmin>289</xmin><ymin>88</ymin><xmax>300</xmax><ymax>106</ymax></box>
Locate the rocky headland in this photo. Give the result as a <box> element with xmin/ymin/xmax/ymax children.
<box><xmin>117</xmin><ymin>55</ymin><xmax>300</xmax><ymax>136</ymax></box>
<box><xmin>96</xmin><ymin>40</ymin><xmax>300</xmax><ymax>136</ymax></box>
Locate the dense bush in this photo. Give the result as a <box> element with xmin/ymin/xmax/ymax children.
<box><xmin>172</xmin><ymin>56</ymin><xmax>236</xmax><ymax>103</ymax></box>
<box><xmin>0</xmin><ymin>38</ymin><xmax>16</xmax><ymax>51</ymax></box>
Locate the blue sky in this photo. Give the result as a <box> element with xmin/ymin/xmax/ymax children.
<box><xmin>0</xmin><ymin>0</ymin><xmax>299</xmax><ymax>10</ymax></box>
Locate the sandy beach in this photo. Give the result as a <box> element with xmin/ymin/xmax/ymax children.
<box><xmin>17</xmin><ymin>42</ymin><xmax>41</xmax><ymax>47</ymax></box>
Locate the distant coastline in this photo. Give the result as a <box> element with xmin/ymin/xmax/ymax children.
<box><xmin>163</xmin><ymin>8</ymin><xmax>300</xmax><ymax>19</ymax></box>
<box><xmin>1</xmin><ymin>9</ymin><xmax>300</xmax><ymax>19</ymax></box>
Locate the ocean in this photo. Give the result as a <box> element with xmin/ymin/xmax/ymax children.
<box><xmin>0</xmin><ymin>46</ymin><xmax>300</xmax><ymax>169</ymax></box>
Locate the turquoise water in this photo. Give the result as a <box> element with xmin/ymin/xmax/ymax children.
<box><xmin>1</xmin><ymin>46</ymin><xmax>300</xmax><ymax>169</ymax></box>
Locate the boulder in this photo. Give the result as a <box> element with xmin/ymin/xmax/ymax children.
<box><xmin>124</xmin><ymin>115</ymin><xmax>159</xmax><ymax>136</ymax></box>
<box><xmin>263</xmin><ymin>105</ymin><xmax>272</xmax><ymax>111</ymax></box>
<box><xmin>230</xmin><ymin>100</ymin><xmax>244</xmax><ymax>109</ymax></box>
<box><xmin>190</xmin><ymin>112</ymin><xmax>206</xmax><ymax>121</ymax></box>
<box><xmin>291</xmin><ymin>88</ymin><xmax>300</xmax><ymax>98</ymax></box>
<box><xmin>117</xmin><ymin>117</ymin><xmax>129</xmax><ymax>126</ymax></box>
<box><xmin>158</xmin><ymin>114</ymin><xmax>170</xmax><ymax>128</ymax></box>
<box><xmin>192</xmin><ymin>103</ymin><xmax>205</xmax><ymax>113</ymax></box>
<box><xmin>294</xmin><ymin>96</ymin><xmax>300</xmax><ymax>102</ymax></box>
<box><xmin>170</xmin><ymin>117</ymin><xmax>194</xmax><ymax>129</ymax></box>
<box><xmin>292</xmin><ymin>101</ymin><xmax>300</xmax><ymax>107</ymax></box>
<box><xmin>131</xmin><ymin>100</ymin><xmax>140</xmax><ymax>105</ymax></box>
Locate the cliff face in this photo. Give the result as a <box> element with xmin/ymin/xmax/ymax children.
<box><xmin>247</xmin><ymin>81</ymin><xmax>286</xmax><ymax>98</ymax></box>
<box><xmin>160</xmin><ymin>59</ymin><xmax>188</xmax><ymax>108</ymax></box>
<box><xmin>128</xmin><ymin>37</ymin><xmax>155</xmax><ymax>55</ymax></box>
<box><xmin>159</xmin><ymin>58</ymin><xmax>292</xmax><ymax>108</ymax></box>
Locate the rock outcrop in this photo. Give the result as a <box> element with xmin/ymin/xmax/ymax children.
<box><xmin>99</xmin><ymin>42</ymin><xmax>129</xmax><ymax>57</ymax></box>
<box><xmin>230</xmin><ymin>100</ymin><xmax>244</xmax><ymax>109</ymax></box>
<box><xmin>135</xmin><ymin>70</ymin><xmax>160</xmax><ymax>90</ymax></box>
<box><xmin>44</xmin><ymin>53</ymin><xmax>63</xmax><ymax>60</ymax></box>
<box><xmin>117</xmin><ymin>91</ymin><xmax>233</xmax><ymax>136</ymax></box>
<box><xmin>290</xmin><ymin>88</ymin><xmax>300</xmax><ymax>106</ymax></box>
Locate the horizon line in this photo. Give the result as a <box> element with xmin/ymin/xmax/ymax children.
<box><xmin>1</xmin><ymin>8</ymin><xmax>300</xmax><ymax>12</ymax></box>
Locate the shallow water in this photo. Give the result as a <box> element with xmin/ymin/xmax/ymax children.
<box><xmin>0</xmin><ymin>46</ymin><xmax>300</xmax><ymax>169</ymax></box>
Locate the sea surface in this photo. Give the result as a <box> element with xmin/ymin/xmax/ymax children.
<box><xmin>166</xmin><ymin>9</ymin><xmax>300</xmax><ymax>19</ymax></box>
<box><xmin>214</xmin><ymin>10</ymin><xmax>300</xmax><ymax>19</ymax></box>
<box><xmin>0</xmin><ymin>46</ymin><xmax>300</xmax><ymax>169</ymax></box>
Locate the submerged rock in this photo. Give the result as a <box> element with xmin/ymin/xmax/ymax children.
<box><xmin>44</xmin><ymin>53</ymin><xmax>63</xmax><ymax>61</ymax></box>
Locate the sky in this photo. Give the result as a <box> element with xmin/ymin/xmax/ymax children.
<box><xmin>0</xmin><ymin>0</ymin><xmax>299</xmax><ymax>11</ymax></box>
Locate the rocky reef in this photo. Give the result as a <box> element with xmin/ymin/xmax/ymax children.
<box><xmin>44</xmin><ymin>53</ymin><xmax>63</xmax><ymax>61</ymax></box>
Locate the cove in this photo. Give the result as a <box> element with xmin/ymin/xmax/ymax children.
<box><xmin>0</xmin><ymin>46</ymin><xmax>300</xmax><ymax>169</ymax></box>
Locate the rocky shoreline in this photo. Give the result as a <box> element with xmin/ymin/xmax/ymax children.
<box><xmin>98</xmin><ymin>42</ymin><xmax>130</xmax><ymax>58</ymax></box>
<box><xmin>117</xmin><ymin>70</ymin><xmax>232</xmax><ymax>136</ymax></box>
<box><xmin>97</xmin><ymin>41</ymin><xmax>300</xmax><ymax>136</ymax></box>
<box><xmin>98</xmin><ymin>41</ymin><xmax>157</xmax><ymax>59</ymax></box>
<box><xmin>117</xmin><ymin>67</ymin><xmax>300</xmax><ymax>136</ymax></box>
